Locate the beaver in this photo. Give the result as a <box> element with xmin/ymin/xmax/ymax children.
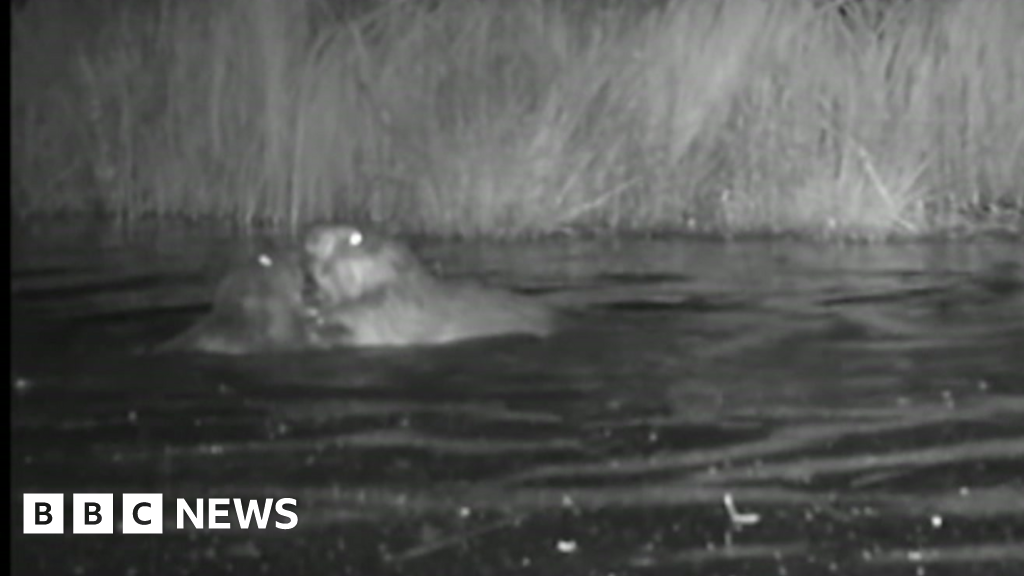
<box><xmin>155</xmin><ymin>251</ymin><xmax>340</xmax><ymax>355</ymax></box>
<box><xmin>302</xmin><ymin>224</ymin><xmax>556</xmax><ymax>347</ymax></box>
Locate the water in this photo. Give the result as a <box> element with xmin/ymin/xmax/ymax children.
<box><xmin>10</xmin><ymin>222</ymin><xmax>1024</xmax><ymax>576</ymax></box>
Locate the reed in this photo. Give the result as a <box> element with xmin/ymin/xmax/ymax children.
<box><xmin>11</xmin><ymin>0</ymin><xmax>1023</xmax><ymax>238</ymax></box>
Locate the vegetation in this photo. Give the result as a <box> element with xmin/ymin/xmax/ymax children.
<box><xmin>11</xmin><ymin>0</ymin><xmax>1024</xmax><ymax>238</ymax></box>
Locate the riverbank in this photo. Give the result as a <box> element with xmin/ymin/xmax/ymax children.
<box><xmin>11</xmin><ymin>0</ymin><xmax>1024</xmax><ymax>239</ymax></box>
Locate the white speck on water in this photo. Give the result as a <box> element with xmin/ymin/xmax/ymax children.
<box><xmin>127</xmin><ymin>411</ymin><xmax>138</xmax><ymax>423</ymax></box>
<box><xmin>631</xmin><ymin>554</ymin><xmax>655</xmax><ymax>567</ymax></box>
<box><xmin>458</xmin><ymin>506</ymin><xmax>471</xmax><ymax>518</ymax></box>
<box><xmin>556</xmin><ymin>540</ymin><xmax>578</xmax><ymax>554</ymax></box>
<box><xmin>13</xmin><ymin>377</ymin><xmax>33</xmax><ymax>393</ymax></box>
<box><xmin>908</xmin><ymin>550</ymin><xmax>924</xmax><ymax>561</ymax></box>
<box><xmin>851</xmin><ymin>506</ymin><xmax>877</xmax><ymax>517</ymax></box>
<box><xmin>257</xmin><ymin>254</ymin><xmax>274</xmax><ymax>267</ymax></box>
<box><xmin>561</xmin><ymin>494</ymin><xmax>575</xmax><ymax>508</ymax></box>
<box><xmin>958</xmin><ymin>486</ymin><xmax>971</xmax><ymax>496</ymax></box>
<box><xmin>941</xmin><ymin>390</ymin><xmax>955</xmax><ymax>408</ymax></box>
<box><xmin>930</xmin><ymin>515</ymin><xmax>942</xmax><ymax>528</ymax></box>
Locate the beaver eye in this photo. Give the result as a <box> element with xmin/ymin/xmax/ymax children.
<box><xmin>257</xmin><ymin>254</ymin><xmax>274</xmax><ymax>267</ymax></box>
<box><xmin>348</xmin><ymin>230</ymin><xmax>363</xmax><ymax>247</ymax></box>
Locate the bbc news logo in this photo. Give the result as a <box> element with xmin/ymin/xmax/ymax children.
<box><xmin>23</xmin><ymin>494</ymin><xmax>298</xmax><ymax>534</ymax></box>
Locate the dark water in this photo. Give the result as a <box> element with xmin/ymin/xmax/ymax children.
<box><xmin>10</xmin><ymin>222</ymin><xmax>1024</xmax><ymax>576</ymax></box>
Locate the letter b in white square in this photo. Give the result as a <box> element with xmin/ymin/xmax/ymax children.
<box><xmin>73</xmin><ymin>494</ymin><xmax>113</xmax><ymax>534</ymax></box>
<box><xmin>23</xmin><ymin>494</ymin><xmax>64</xmax><ymax>534</ymax></box>
<box><xmin>122</xmin><ymin>494</ymin><xmax>163</xmax><ymax>534</ymax></box>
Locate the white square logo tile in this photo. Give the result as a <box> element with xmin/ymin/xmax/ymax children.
<box><xmin>72</xmin><ymin>493</ymin><xmax>114</xmax><ymax>534</ymax></box>
<box><xmin>23</xmin><ymin>494</ymin><xmax>64</xmax><ymax>534</ymax></box>
<box><xmin>121</xmin><ymin>494</ymin><xmax>164</xmax><ymax>534</ymax></box>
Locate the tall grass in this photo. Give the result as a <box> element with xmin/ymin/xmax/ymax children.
<box><xmin>11</xmin><ymin>0</ymin><xmax>1024</xmax><ymax>238</ymax></box>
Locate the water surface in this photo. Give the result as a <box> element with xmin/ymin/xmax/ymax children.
<box><xmin>10</xmin><ymin>222</ymin><xmax>1024</xmax><ymax>576</ymax></box>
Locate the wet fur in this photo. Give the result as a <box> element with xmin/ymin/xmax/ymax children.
<box><xmin>304</xmin><ymin>225</ymin><xmax>556</xmax><ymax>347</ymax></box>
<box><xmin>155</xmin><ymin>252</ymin><xmax>338</xmax><ymax>355</ymax></box>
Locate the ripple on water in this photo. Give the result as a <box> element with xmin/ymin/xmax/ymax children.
<box><xmin>10</xmin><ymin>222</ymin><xmax>1024</xmax><ymax>575</ymax></box>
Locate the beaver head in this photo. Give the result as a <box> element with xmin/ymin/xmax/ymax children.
<box><xmin>302</xmin><ymin>224</ymin><xmax>430</xmax><ymax>305</ymax></box>
<box><xmin>154</xmin><ymin>250</ymin><xmax>335</xmax><ymax>355</ymax></box>
<box><xmin>212</xmin><ymin>251</ymin><xmax>327</xmax><ymax>325</ymax></box>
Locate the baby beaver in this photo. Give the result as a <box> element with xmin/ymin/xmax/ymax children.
<box><xmin>155</xmin><ymin>252</ymin><xmax>340</xmax><ymax>355</ymax></box>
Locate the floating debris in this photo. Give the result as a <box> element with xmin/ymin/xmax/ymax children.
<box><xmin>556</xmin><ymin>540</ymin><xmax>578</xmax><ymax>554</ymax></box>
<box><xmin>724</xmin><ymin>493</ymin><xmax>761</xmax><ymax>526</ymax></box>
